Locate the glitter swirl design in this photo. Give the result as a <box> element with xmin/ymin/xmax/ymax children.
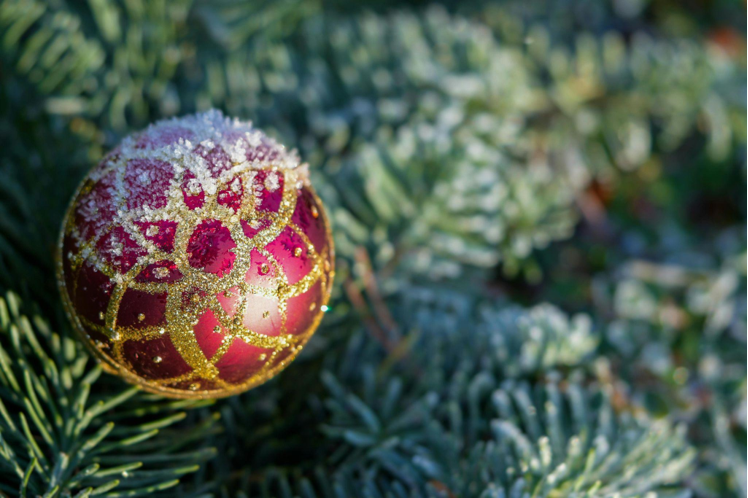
<box><xmin>57</xmin><ymin>111</ymin><xmax>334</xmax><ymax>399</ymax></box>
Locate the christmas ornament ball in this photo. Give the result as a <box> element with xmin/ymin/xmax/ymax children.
<box><xmin>57</xmin><ymin>110</ymin><xmax>334</xmax><ymax>399</ymax></box>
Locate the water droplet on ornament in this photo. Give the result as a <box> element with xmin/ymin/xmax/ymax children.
<box><xmin>138</xmin><ymin>313</ymin><xmax>145</xmax><ymax>322</ymax></box>
<box><xmin>153</xmin><ymin>356</ymin><xmax>162</xmax><ymax>364</ymax></box>
<box><xmin>311</xmin><ymin>205</ymin><xmax>319</xmax><ymax>218</ymax></box>
<box><xmin>260</xmin><ymin>263</ymin><xmax>269</xmax><ymax>275</ymax></box>
<box><xmin>309</xmin><ymin>302</ymin><xmax>317</xmax><ymax>311</ymax></box>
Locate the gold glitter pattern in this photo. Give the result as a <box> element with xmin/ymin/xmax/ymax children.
<box><xmin>57</xmin><ymin>112</ymin><xmax>334</xmax><ymax>399</ymax></box>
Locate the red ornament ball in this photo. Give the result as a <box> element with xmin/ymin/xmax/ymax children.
<box><xmin>57</xmin><ymin>111</ymin><xmax>334</xmax><ymax>398</ymax></box>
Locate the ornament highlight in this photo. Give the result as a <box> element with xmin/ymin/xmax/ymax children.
<box><xmin>57</xmin><ymin>110</ymin><xmax>334</xmax><ymax>398</ymax></box>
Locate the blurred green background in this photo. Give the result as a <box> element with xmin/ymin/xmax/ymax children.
<box><xmin>0</xmin><ymin>0</ymin><xmax>745</xmax><ymax>497</ymax></box>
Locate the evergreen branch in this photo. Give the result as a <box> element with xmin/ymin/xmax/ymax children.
<box><xmin>0</xmin><ymin>293</ymin><xmax>217</xmax><ymax>496</ymax></box>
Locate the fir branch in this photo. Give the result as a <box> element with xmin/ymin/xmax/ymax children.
<box><xmin>0</xmin><ymin>293</ymin><xmax>218</xmax><ymax>496</ymax></box>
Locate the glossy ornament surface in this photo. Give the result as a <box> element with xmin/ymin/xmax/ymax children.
<box><xmin>58</xmin><ymin>110</ymin><xmax>334</xmax><ymax>398</ymax></box>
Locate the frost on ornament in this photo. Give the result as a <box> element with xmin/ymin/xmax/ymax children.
<box><xmin>57</xmin><ymin>110</ymin><xmax>334</xmax><ymax>398</ymax></box>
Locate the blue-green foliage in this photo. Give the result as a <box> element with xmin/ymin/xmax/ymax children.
<box><xmin>192</xmin><ymin>7</ymin><xmax>742</xmax><ymax>281</ymax></box>
<box><xmin>0</xmin><ymin>293</ymin><xmax>218</xmax><ymax>497</ymax></box>
<box><xmin>215</xmin><ymin>293</ymin><xmax>692</xmax><ymax>497</ymax></box>
<box><xmin>0</xmin><ymin>0</ymin><xmax>744</xmax><ymax>496</ymax></box>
